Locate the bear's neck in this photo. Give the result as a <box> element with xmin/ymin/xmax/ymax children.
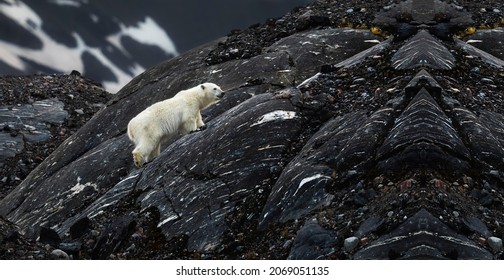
<box><xmin>197</xmin><ymin>95</ymin><xmax>213</xmax><ymax>110</ymax></box>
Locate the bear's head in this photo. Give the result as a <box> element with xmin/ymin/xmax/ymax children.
<box><xmin>200</xmin><ymin>82</ymin><xmax>224</xmax><ymax>107</ymax></box>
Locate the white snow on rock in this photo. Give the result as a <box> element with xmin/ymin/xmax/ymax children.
<box><xmin>67</xmin><ymin>177</ymin><xmax>98</xmax><ymax>199</ymax></box>
<box><xmin>48</xmin><ymin>0</ymin><xmax>83</xmax><ymax>7</ymax></box>
<box><xmin>293</xmin><ymin>174</ymin><xmax>332</xmax><ymax>197</ymax></box>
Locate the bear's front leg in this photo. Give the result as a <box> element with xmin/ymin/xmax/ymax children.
<box><xmin>180</xmin><ymin>117</ymin><xmax>198</xmax><ymax>135</ymax></box>
<box><xmin>195</xmin><ymin>111</ymin><xmax>207</xmax><ymax>131</ymax></box>
<box><xmin>196</xmin><ymin>111</ymin><xmax>205</xmax><ymax>128</ymax></box>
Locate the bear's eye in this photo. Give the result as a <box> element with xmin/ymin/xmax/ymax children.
<box><xmin>213</xmin><ymin>88</ymin><xmax>217</xmax><ymax>90</ymax></box>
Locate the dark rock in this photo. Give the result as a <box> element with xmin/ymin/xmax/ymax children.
<box><xmin>487</xmin><ymin>237</ymin><xmax>503</xmax><ymax>252</ymax></box>
<box><xmin>464</xmin><ymin>28</ymin><xmax>504</xmax><ymax>61</ymax></box>
<box><xmin>344</xmin><ymin>236</ymin><xmax>359</xmax><ymax>252</ymax></box>
<box><xmin>267</xmin><ymin>28</ymin><xmax>383</xmax><ymax>83</ymax></box>
<box><xmin>92</xmin><ymin>215</ymin><xmax>136</xmax><ymax>259</ymax></box>
<box><xmin>295</xmin><ymin>15</ymin><xmax>332</xmax><ymax>31</ymax></box>
<box><xmin>334</xmin><ymin>37</ymin><xmax>392</xmax><ymax>69</ymax></box>
<box><xmin>4</xmin><ymin>230</ymin><xmax>20</xmax><ymax>242</ymax></box>
<box><xmin>0</xmin><ymin>98</ymin><xmax>68</xmax><ymax>151</ymax></box>
<box><xmin>59</xmin><ymin>242</ymin><xmax>82</xmax><ymax>253</ymax></box>
<box><xmin>355</xmin><ymin>216</ymin><xmax>384</xmax><ymax>238</ymax></box>
<box><xmin>377</xmin><ymin>87</ymin><xmax>470</xmax><ymax>174</ymax></box>
<box><xmin>50</xmin><ymin>249</ymin><xmax>69</xmax><ymax>260</ymax></box>
<box><xmin>288</xmin><ymin>219</ymin><xmax>337</xmax><ymax>259</ymax></box>
<box><xmin>39</xmin><ymin>226</ymin><xmax>61</xmax><ymax>246</ymax></box>
<box><xmin>260</xmin><ymin>111</ymin><xmax>367</xmax><ymax>227</ymax></box>
<box><xmin>59</xmin><ymin>242</ymin><xmax>82</xmax><ymax>259</ymax></box>
<box><xmin>455</xmin><ymin>37</ymin><xmax>504</xmax><ymax>68</ymax></box>
<box><xmin>462</xmin><ymin>216</ymin><xmax>492</xmax><ymax>238</ymax></box>
<box><xmin>354</xmin><ymin>209</ymin><xmax>493</xmax><ymax>259</ymax></box>
<box><xmin>450</xmin><ymin>108</ymin><xmax>504</xmax><ymax>170</ymax></box>
<box><xmin>69</xmin><ymin>217</ymin><xmax>91</xmax><ymax>239</ymax></box>
<box><xmin>392</xmin><ymin>30</ymin><xmax>455</xmax><ymax>70</ymax></box>
<box><xmin>0</xmin><ymin>133</ymin><xmax>24</xmax><ymax>162</ymax></box>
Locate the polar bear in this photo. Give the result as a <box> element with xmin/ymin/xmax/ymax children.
<box><xmin>127</xmin><ymin>83</ymin><xmax>224</xmax><ymax>167</ymax></box>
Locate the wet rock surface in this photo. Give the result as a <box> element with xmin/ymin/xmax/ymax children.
<box><xmin>2</xmin><ymin>0</ymin><xmax>504</xmax><ymax>259</ymax></box>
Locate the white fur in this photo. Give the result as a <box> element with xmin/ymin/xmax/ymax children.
<box><xmin>127</xmin><ymin>82</ymin><xmax>224</xmax><ymax>167</ymax></box>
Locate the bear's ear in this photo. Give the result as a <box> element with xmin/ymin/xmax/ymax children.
<box><xmin>201</xmin><ymin>84</ymin><xmax>206</xmax><ymax>90</ymax></box>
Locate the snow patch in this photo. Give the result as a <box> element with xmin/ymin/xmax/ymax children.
<box><xmin>364</xmin><ymin>39</ymin><xmax>381</xmax><ymax>43</ymax></box>
<box><xmin>106</xmin><ymin>16</ymin><xmax>178</xmax><ymax>58</ymax></box>
<box><xmin>293</xmin><ymin>174</ymin><xmax>331</xmax><ymax>197</ymax></box>
<box><xmin>67</xmin><ymin>177</ymin><xmax>98</xmax><ymax>199</ymax></box>
<box><xmin>297</xmin><ymin>72</ymin><xmax>321</xmax><ymax>88</ymax></box>
<box><xmin>251</xmin><ymin>110</ymin><xmax>297</xmax><ymax>127</ymax></box>
<box><xmin>467</xmin><ymin>39</ymin><xmax>483</xmax><ymax>44</ymax></box>
<box><xmin>48</xmin><ymin>0</ymin><xmax>83</xmax><ymax>7</ymax></box>
<box><xmin>158</xmin><ymin>214</ymin><xmax>180</xmax><ymax>227</ymax></box>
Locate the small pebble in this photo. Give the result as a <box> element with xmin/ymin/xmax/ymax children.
<box><xmin>346</xmin><ymin>8</ymin><xmax>354</xmax><ymax>13</ymax></box>
<box><xmin>353</xmin><ymin>77</ymin><xmax>366</xmax><ymax>84</ymax></box>
<box><xmin>126</xmin><ymin>244</ymin><xmax>136</xmax><ymax>252</ymax></box>
<box><xmin>387</xmin><ymin>211</ymin><xmax>394</xmax><ymax>217</ymax></box>
<box><xmin>283</xmin><ymin>239</ymin><xmax>293</xmax><ymax>249</ymax></box>
<box><xmin>487</xmin><ymin>236</ymin><xmax>503</xmax><ymax>251</ymax></box>
<box><xmin>59</xmin><ymin>242</ymin><xmax>81</xmax><ymax>253</ymax></box>
<box><xmin>481</xmin><ymin>78</ymin><xmax>494</xmax><ymax>84</ymax></box>
<box><xmin>493</xmin><ymin>8</ymin><xmax>501</xmax><ymax>13</ymax></box>
<box><xmin>452</xmin><ymin>211</ymin><xmax>459</xmax><ymax>218</ymax></box>
<box><xmin>361</xmin><ymin>92</ymin><xmax>370</xmax><ymax>99</ymax></box>
<box><xmin>344</xmin><ymin>236</ymin><xmax>359</xmax><ymax>251</ymax></box>
<box><xmin>470</xmin><ymin>67</ymin><xmax>480</xmax><ymax>73</ymax></box>
<box><xmin>50</xmin><ymin>249</ymin><xmax>69</xmax><ymax>260</ymax></box>
<box><xmin>360</xmin><ymin>237</ymin><xmax>369</xmax><ymax>246</ymax></box>
<box><xmin>489</xmin><ymin>170</ymin><xmax>500</xmax><ymax>176</ymax></box>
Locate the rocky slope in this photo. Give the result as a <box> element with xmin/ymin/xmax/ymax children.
<box><xmin>0</xmin><ymin>72</ymin><xmax>112</xmax><ymax>259</ymax></box>
<box><xmin>2</xmin><ymin>0</ymin><xmax>504</xmax><ymax>259</ymax></box>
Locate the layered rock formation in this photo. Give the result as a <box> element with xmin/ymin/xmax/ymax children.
<box><xmin>2</xmin><ymin>0</ymin><xmax>504</xmax><ymax>259</ymax></box>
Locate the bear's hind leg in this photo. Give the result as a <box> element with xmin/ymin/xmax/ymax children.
<box><xmin>132</xmin><ymin>138</ymin><xmax>158</xmax><ymax>167</ymax></box>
